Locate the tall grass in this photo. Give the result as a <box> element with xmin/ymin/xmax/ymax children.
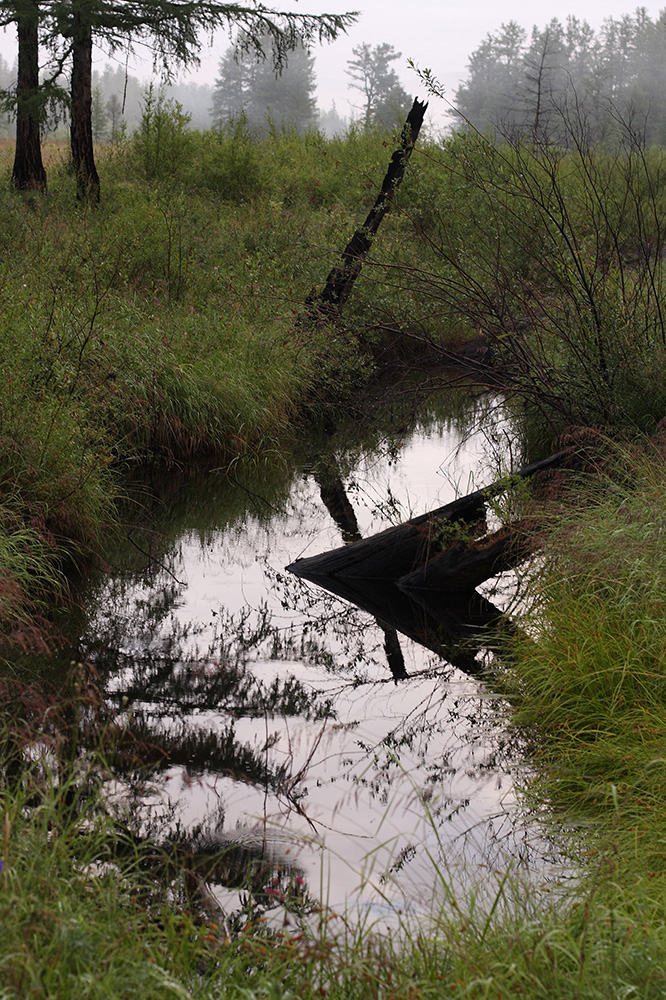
<box><xmin>0</xmin><ymin>118</ymin><xmax>414</xmax><ymax>649</ymax></box>
<box><xmin>502</xmin><ymin>439</ymin><xmax>666</xmax><ymax>891</ymax></box>
<box><xmin>3</xmin><ymin>666</ymin><xmax>666</xmax><ymax>999</ymax></box>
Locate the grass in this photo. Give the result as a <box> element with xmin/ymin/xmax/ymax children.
<box><xmin>503</xmin><ymin>443</ymin><xmax>666</xmax><ymax>883</ymax></box>
<box><xmin>0</xmin><ymin>118</ymin><xmax>443</xmax><ymax>655</ymax></box>
<box><xmin>5</xmin><ymin>113</ymin><xmax>666</xmax><ymax>995</ymax></box>
<box><xmin>3</xmin><ymin>680</ymin><xmax>666</xmax><ymax>999</ymax></box>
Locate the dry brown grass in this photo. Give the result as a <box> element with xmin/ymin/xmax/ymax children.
<box><xmin>0</xmin><ymin>138</ymin><xmax>70</xmax><ymax>168</ymax></box>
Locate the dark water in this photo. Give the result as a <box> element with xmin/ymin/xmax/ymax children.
<box><xmin>69</xmin><ymin>384</ymin><xmax>567</xmax><ymax>923</ymax></box>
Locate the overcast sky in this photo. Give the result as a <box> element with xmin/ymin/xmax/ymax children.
<box><xmin>161</xmin><ymin>0</ymin><xmax>666</xmax><ymax>121</ymax></box>
<box><xmin>1</xmin><ymin>0</ymin><xmax>662</xmax><ymax>123</ymax></box>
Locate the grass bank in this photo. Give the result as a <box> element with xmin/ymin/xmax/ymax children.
<box><xmin>505</xmin><ymin>439</ymin><xmax>666</xmax><ymax>887</ymax></box>
<box><xmin>0</xmin><ymin>116</ymin><xmax>454</xmax><ymax>655</ymax></box>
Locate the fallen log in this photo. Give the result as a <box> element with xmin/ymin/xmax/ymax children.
<box><xmin>287</xmin><ymin>448</ymin><xmax>571</xmax><ymax>584</ymax></box>
<box><xmin>396</xmin><ymin>523</ymin><xmax>533</xmax><ymax>595</ymax></box>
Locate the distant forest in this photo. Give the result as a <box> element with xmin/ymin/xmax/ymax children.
<box><xmin>0</xmin><ymin>46</ymin><xmax>348</xmax><ymax>141</ymax></box>
<box><xmin>453</xmin><ymin>9</ymin><xmax>666</xmax><ymax>143</ymax></box>
<box><xmin>3</xmin><ymin>10</ymin><xmax>665</xmax><ymax>145</ymax></box>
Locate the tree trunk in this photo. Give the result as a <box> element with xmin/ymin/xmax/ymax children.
<box><xmin>287</xmin><ymin>448</ymin><xmax>573</xmax><ymax>584</ymax></box>
<box><xmin>12</xmin><ymin>3</ymin><xmax>46</xmax><ymax>193</ymax></box>
<box><xmin>314</xmin><ymin>464</ymin><xmax>408</xmax><ymax>680</ymax></box>
<box><xmin>307</xmin><ymin>97</ymin><xmax>428</xmax><ymax>318</ymax></box>
<box><xmin>70</xmin><ymin>13</ymin><xmax>100</xmax><ymax>202</ymax></box>
<box><xmin>396</xmin><ymin>524</ymin><xmax>533</xmax><ymax>594</ymax></box>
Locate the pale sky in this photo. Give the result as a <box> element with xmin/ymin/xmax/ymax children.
<box><xmin>171</xmin><ymin>0</ymin><xmax>666</xmax><ymax>121</ymax></box>
<box><xmin>0</xmin><ymin>0</ymin><xmax>663</xmax><ymax>124</ymax></box>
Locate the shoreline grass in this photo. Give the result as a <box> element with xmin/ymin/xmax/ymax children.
<box><xmin>0</xmin><ymin>122</ymin><xmax>429</xmax><ymax>656</ymax></box>
<box><xmin>4</xmin><ymin>117</ymin><xmax>666</xmax><ymax>996</ymax></box>
<box><xmin>504</xmin><ymin>441</ymin><xmax>666</xmax><ymax>886</ymax></box>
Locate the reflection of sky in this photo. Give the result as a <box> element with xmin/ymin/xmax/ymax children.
<box><xmin>91</xmin><ymin>398</ymin><xmax>570</xmax><ymax>919</ymax></box>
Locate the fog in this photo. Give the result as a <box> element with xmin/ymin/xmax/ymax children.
<box><xmin>0</xmin><ymin>0</ymin><xmax>663</xmax><ymax>129</ymax></box>
<box><xmin>169</xmin><ymin>0</ymin><xmax>666</xmax><ymax>122</ymax></box>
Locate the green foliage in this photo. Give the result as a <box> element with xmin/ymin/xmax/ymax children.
<box><xmin>0</xmin><ymin>122</ymin><xmax>415</xmax><ymax>651</ymax></box>
<box><xmin>504</xmin><ymin>441</ymin><xmax>666</xmax><ymax>882</ymax></box>
<box><xmin>382</xmin><ymin>119</ymin><xmax>666</xmax><ymax>432</ymax></box>
<box><xmin>4</xmin><ymin>112</ymin><xmax>666</xmax><ymax>1000</ymax></box>
<box><xmin>132</xmin><ymin>85</ymin><xmax>193</xmax><ymax>182</ymax></box>
<box><xmin>191</xmin><ymin>117</ymin><xmax>265</xmax><ymax>199</ymax></box>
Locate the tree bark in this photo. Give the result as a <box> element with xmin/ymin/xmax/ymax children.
<box><xmin>396</xmin><ymin>524</ymin><xmax>533</xmax><ymax>595</ymax></box>
<box><xmin>307</xmin><ymin>97</ymin><xmax>428</xmax><ymax>317</ymax></box>
<box><xmin>70</xmin><ymin>12</ymin><xmax>100</xmax><ymax>202</ymax></box>
<box><xmin>12</xmin><ymin>3</ymin><xmax>47</xmax><ymax>193</ymax></box>
<box><xmin>287</xmin><ymin>448</ymin><xmax>572</xmax><ymax>585</ymax></box>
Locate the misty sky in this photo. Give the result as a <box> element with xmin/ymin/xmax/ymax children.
<box><xmin>287</xmin><ymin>0</ymin><xmax>665</xmax><ymax>112</ymax></box>
<box><xmin>190</xmin><ymin>0</ymin><xmax>666</xmax><ymax>125</ymax></box>
<box><xmin>0</xmin><ymin>0</ymin><xmax>662</xmax><ymax>123</ymax></box>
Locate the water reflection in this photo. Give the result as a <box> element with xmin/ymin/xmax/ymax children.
<box><xmin>313</xmin><ymin>458</ymin><xmax>408</xmax><ymax>680</ymax></box>
<box><xmin>56</xmin><ymin>384</ymin><xmax>565</xmax><ymax>920</ymax></box>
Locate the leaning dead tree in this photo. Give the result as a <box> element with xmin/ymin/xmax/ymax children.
<box><xmin>307</xmin><ymin>97</ymin><xmax>428</xmax><ymax>318</ymax></box>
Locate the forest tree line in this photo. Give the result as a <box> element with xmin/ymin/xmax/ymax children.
<box><xmin>0</xmin><ymin>36</ymin><xmax>411</xmax><ymax>143</ymax></box>
<box><xmin>453</xmin><ymin>7</ymin><xmax>666</xmax><ymax>143</ymax></box>
<box><xmin>0</xmin><ymin>16</ymin><xmax>411</xmax><ymax>164</ymax></box>
<box><xmin>0</xmin><ymin>0</ymin><xmax>353</xmax><ymax>199</ymax></box>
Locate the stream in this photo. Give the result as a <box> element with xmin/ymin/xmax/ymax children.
<box><xmin>69</xmin><ymin>382</ymin><xmax>567</xmax><ymax>926</ymax></box>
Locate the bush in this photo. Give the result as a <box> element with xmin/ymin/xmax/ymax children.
<box><xmin>382</xmin><ymin>113</ymin><xmax>666</xmax><ymax>432</ymax></box>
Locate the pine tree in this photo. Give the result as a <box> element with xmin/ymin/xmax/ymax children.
<box><xmin>452</xmin><ymin>10</ymin><xmax>666</xmax><ymax>143</ymax></box>
<box><xmin>91</xmin><ymin>84</ymin><xmax>109</xmax><ymax>140</ymax></box>
<box><xmin>211</xmin><ymin>43</ymin><xmax>257</xmax><ymax>127</ymax></box>
<box><xmin>212</xmin><ymin>33</ymin><xmax>317</xmax><ymax>133</ymax></box>
<box><xmin>5</xmin><ymin>0</ymin><xmax>46</xmax><ymax>190</ymax></box>
<box><xmin>346</xmin><ymin>42</ymin><xmax>410</xmax><ymax>129</ymax></box>
<box><xmin>105</xmin><ymin>92</ymin><xmax>123</xmax><ymax>139</ymax></box>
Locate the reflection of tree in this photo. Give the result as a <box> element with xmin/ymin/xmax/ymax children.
<box><xmin>0</xmin><ymin>662</ymin><xmax>314</xmax><ymax>928</ymax></box>
<box><xmin>314</xmin><ymin>458</ymin><xmax>408</xmax><ymax>681</ymax></box>
<box><xmin>76</xmin><ymin>606</ymin><xmax>333</xmax><ymax>788</ymax></box>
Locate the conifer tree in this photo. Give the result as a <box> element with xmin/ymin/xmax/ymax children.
<box><xmin>452</xmin><ymin>10</ymin><xmax>666</xmax><ymax>144</ymax></box>
<box><xmin>212</xmin><ymin>31</ymin><xmax>317</xmax><ymax>133</ymax></box>
<box><xmin>346</xmin><ymin>42</ymin><xmax>409</xmax><ymax>128</ymax></box>
<box><xmin>3</xmin><ymin>0</ymin><xmax>46</xmax><ymax>190</ymax></box>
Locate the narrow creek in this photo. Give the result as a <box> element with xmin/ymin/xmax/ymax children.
<box><xmin>68</xmin><ymin>382</ymin><xmax>567</xmax><ymax>925</ymax></box>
